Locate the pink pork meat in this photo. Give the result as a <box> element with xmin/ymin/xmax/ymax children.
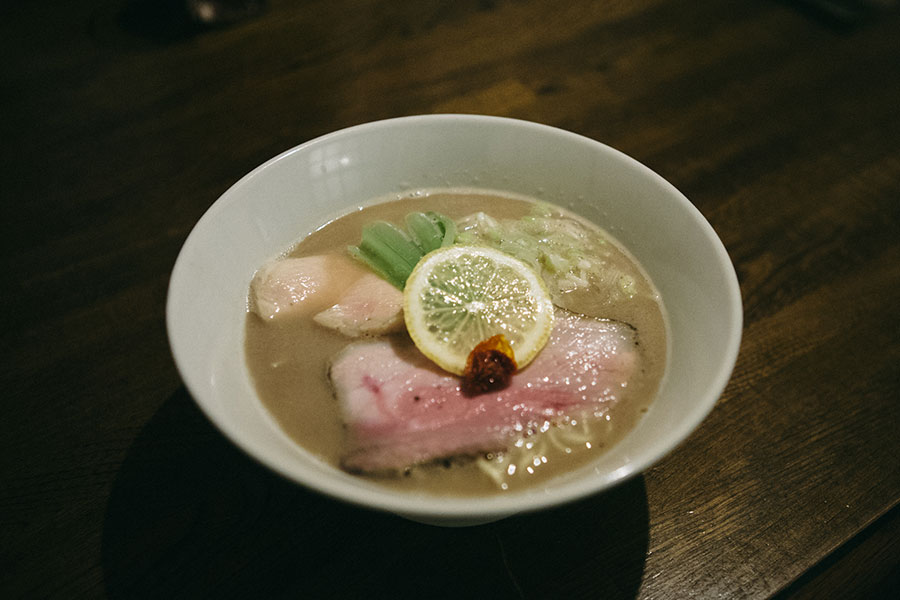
<box><xmin>329</xmin><ymin>309</ymin><xmax>639</xmax><ymax>473</ymax></box>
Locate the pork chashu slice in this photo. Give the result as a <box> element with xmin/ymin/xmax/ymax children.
<box><xmin>329</xmin><ymin>308</ymin><xmax>639</xmax><ymax>474</ymax></box>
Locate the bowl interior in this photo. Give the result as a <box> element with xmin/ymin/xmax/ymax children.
<box><xmin>167</xmin><ymin>115</ymin><xmax>742</xmax><ymax>521</ymax></box>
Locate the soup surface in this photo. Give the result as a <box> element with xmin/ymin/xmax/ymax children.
<box><xmin>245</xmin><ymin>189</ymin><xmax>667</xmax><ymax>496</ymax></box>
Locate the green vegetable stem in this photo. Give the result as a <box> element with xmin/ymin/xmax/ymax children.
<box><xmin>348</xmin><ymin>211</ymin><xmax>457</xmax><ymax>289</ymax></box>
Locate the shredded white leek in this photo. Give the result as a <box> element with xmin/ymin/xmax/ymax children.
<box><xmin>456</xmin><ymin>206</ymin><xmax>635</xmax><ymax>305</ymax></box>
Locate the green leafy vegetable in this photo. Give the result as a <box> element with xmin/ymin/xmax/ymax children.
<box><xmin>427</xmin><ymin>211</ymin><xmax>458</xmax><ymax>247</ymax></box>
<box><xmin>405</xmin><ymin>212</ymin><xmax>443</xmax><ymax>252</ymax></box>
<box><xmin>364</xmin><ymin>222</ymin><xmax>422</xmax><ymax>268</ymax></box>
<box><xmin>349</xmin><ymin>210</ymin><xmax>457</xmax><ymax>289</ymax></box>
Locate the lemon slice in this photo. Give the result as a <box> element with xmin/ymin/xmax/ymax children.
<box><xmin>403</xmin><ymin>246</ymin><xmax>555</xmax><ymax>375</ymax></box>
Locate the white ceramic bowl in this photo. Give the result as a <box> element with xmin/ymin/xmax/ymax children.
<box><xmin>167</xmin><ymin>115</ymin><xmax>742</xmax><ymax>526</ymax></box>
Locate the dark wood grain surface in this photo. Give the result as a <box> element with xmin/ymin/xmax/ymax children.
<box><xmin>3</xmin><ymin>1</ymin><xmax>899</xmax><ymax>598</ymax></box>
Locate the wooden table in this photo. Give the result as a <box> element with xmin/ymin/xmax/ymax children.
<box><xmin>3</xmin><ymin>1</ymin><xmax>898</xmax><ymax>597</ymax></box>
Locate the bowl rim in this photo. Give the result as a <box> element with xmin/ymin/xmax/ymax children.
<box><xmin>167</xmin><ymin>114</ymin><xmax>743</xmax><ymax>520</ymax></box>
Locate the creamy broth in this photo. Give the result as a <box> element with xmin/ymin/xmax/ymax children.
<box><xmin>245</xmin><ymin>190</ymin><xmax>667</xmax><ymax>496</ymax></box>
